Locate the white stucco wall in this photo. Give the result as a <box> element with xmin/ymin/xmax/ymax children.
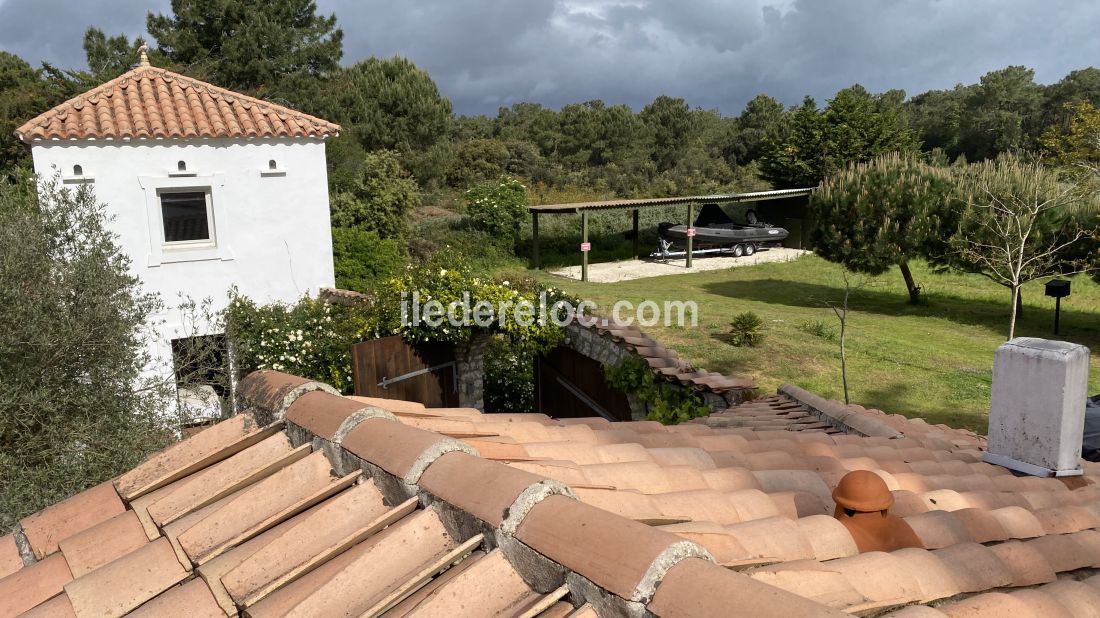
<box><xmin>30</xmin><ymin>137</ymin><xmax>336</xmax><ymax>385</ymax></box>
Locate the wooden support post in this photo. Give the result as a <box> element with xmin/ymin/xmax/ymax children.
<box><xmin>531</xmin><ymin>211</ymin><xmax>540</xmax><ymax>269</ymax></box>
<box><xmin>581</xmin><ymin>211</ymin><xmax>589</xmax><ymax>282</ymax></box>
<box><xmin>632</xmin><ymin>208</ymin><xmax>640</xmax><ymax>259</ymax></box>
<box><xmin>686</xmin><ymin>203</ymin><xmax>694</xmax><ymax>269</ymax></box>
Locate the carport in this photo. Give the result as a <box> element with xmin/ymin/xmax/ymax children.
<box><xmin>528</xmin><ymin>188</ymin><xmax>814</xmax><ymax>281</ymax></box>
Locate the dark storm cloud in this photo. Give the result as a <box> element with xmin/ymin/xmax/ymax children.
<box><xmin>3</xmin><ymin>0</ymin><xmax>1099</xmax><ymax>115</ymax></box>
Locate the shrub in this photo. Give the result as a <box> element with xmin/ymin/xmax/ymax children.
<box><xmin>225</xmin><ymin>292</ymin><xmax>380</xmax><ymax>393</ymax></box>
<box><xmin>330</xmin><ymin>150</ymin><xmax>421</xmax><ymax>239</ymax></box>
<box><xmin>728</xmin><ymin>312</ymin><xmax>765</xmax><ymax>347</ymax></box>
<box><xmin>797</xmin><ymin>319</ymin><xmax>838</xmax><ymax>342</ymax></box>
<box><xmin>603</xmin><ymin>355</ymin><xmax>710</xmax><ymax>425</ymax></box>
<box><xmin>484</xmin><ymin>337</ymin><xmax>536</xmax><ymax>412</ymax></box>
<box><xmin>332</xmin><ymin>227</ymin><xmax>406</xmax><ymax>292</ymax></box>
<box><xmin>463</xmin><ymin>176</ymin><xmax>527</xmax><ymax>246</ymax></box>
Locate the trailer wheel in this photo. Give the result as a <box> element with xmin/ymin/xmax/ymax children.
<box><xmin>732</xmin><ymin>244</ymin><xmax>745</xmax><ymax>257</ymax></box>
<box><xmin>744</xmin><ymin>244</ymin><xmax>756</xmax><ymax>256</ymax></box>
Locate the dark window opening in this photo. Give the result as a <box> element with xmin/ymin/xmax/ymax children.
<box><xmin>268</xmin><ymin>159</ymin><xmax>277</xmax><ymax>170</ymax></box>
<box><xmin>177</xmin><ymin>160</ymin><xmax>187</xmax><ymax>172</ymax></box>
<box><xmin>73</xmin><ymin>164</ymin><xmax>83</xmax><ymax>176</ymax></box>
<box><xmin>160</xmin><ymin>191</ymin><xmax>211</xmax><ymax>243</ymax></box>
<box><xmin>171</xmin><ymin>334</ymin><xmax>229</xmax><ymax>395</ymax></box>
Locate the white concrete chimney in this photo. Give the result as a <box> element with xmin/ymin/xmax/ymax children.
<box><xmin>983</xmin><ymin>338</ymin><xmax>1089</xmax><ymax>477</ymax></box>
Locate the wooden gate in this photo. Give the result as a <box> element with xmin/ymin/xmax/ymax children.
<box><xmin>535</xmin><ymin>346</ymin><xmax>633</xmax><ymax>421</ymax></box>
<box><xmin>351</xmin><ymin>335</ymin><xmax>459</xmax><ymax>407</ymax></box>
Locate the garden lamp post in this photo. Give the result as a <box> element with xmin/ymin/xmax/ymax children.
<box><xmin>1045</xmin><ymin>279</ymin><xmax>1071</xmax><ymax>335</ymax></box>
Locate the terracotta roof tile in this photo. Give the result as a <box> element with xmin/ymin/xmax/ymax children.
<box><xmin>932</xmin><ymin>543</ymin><xmax>1012</xmax><ymax>592</ymax></box>
<box><xmin>1037</xmin><ymin>580</ymin><xmax>1100</xmax><ymax>616</ymax></box>
<box><xmin>128</xmin><ymin>578</ymin><xmax>223</xmax><ymax>618</ymax></box>
<box><xmin>15</xmin><ymin>65</ymin><xmax>339</xmax><ymax>142</ymax></box>
<box><xmin>175</xmin><ymin>451</ymin><xmax>354</xmax><ymax>564</ymax></box>
<box><xmin>64</xmin><ymin>537</ymin><xmax>189</xmax><ymax>618</ymax></box>
<box><xmin>1006</xmin><ymin>588</ymin><xmax>1075</xmax><ymax>617</ymax></box>
<box><xmin>516</xmin><ymin>494</ymin><xmax>708</xmax><ymax>602</ymax></box>
<box><xmin>0</xmin><ymin>534</ymin><xmax>22</xmax><ymax>579</ymax></box>
<box><xmin>748</xmin><ymin>560</ymin><xmax>867</xmax><ymax>610</ymax></box>
<box><xmin>383</xmin><ymin>549</ymin><xmax>545</xmax><ymax>617</ymax></box>
<box><xmin>889</xmin><ymin>548</ymin><xmax>961</xmax><ymax>603</ymax></box>
<box><xmin>221</xmin><ymin>481</ymin><xmax>410</xmax><ymax>607</ymax></box>
<box><xmin>253</xmin><ymin>508</ymin><xmax>467</xmax><ymax>616</ymax></box>
<box><xmin>796</xmin><ymin>514</ymin><xmax>859</xmax><ymax>561</ymax></box>
<box><xmin>0</xmin><ymin>552</ymin><xmax>72</xmax><ymax>616</ymax></box>
<box><xmin>936</xmin><ymin>592</ymin><xmax>1030</xmax><ymax>616</ymax></box>
<box><xmin>56</xmin><ymin>510</ymin><xmax>149</xmax><ymax>578</ymax></box>
<box><xmin>648</xmin><ymin>557</ymin><xmax>847</xmax><ymax>617</ymax></box>
<box><xmin>18</xmin><ymin>591</ymin><xmax>77</xmax><ymax>618</ymax></box>
<box><xmin>144</xmin><ymin>433</ymin><xmax>305</xmax><ymax>526</ymax></box>
<box><xmin>114</xmin><ymin>412</ymin><xmax>279</xmax><ymax>500</ymax></box>
<box><xmin>904</xmin><ymin>510</ymin><xmax>973</xmax><ymax>549</ymax></box>
<box><xmin>19</xmin><ymin>481</ymin><xmax>124</xmax><ymax>559</ymax></box>
<box><xmin>418</xmin><ymin>451</ymin><xmax>559</xmax><ymax>527</ymax></box>
<box><xmin>341</xmin><ymin>417</ymin><xmax>473</xmax><ymax>483</ymax></box>
<box><xmin>1026</xmin><ymin>533</ymin><xmax>1095</xmax><ymax>573</ymax></box>
<box><xmin>986</xmin><ymin>540</ymin><xmax>1057</xmax><ymax>587</ymax></box>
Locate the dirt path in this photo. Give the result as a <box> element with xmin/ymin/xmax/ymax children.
<box><xmin>548</xmin><ymin>248</ymin><xmax>811</xmax><ymax>282</ymax></box>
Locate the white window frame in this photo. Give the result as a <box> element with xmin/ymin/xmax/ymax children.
<box><xmin>139</xmin><ymin>173</ymin><xmax>234</xmax><ymax>266</ymax></box>
<box><xmin>159</xmin><ymin>188</ymin><xmax>216</xmax><ymax>249</ymax></box>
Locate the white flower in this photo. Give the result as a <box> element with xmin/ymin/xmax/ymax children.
<box><xmin>502</xmin><ymin>280</ymin><xmax>510</xmax><ymax>286</ymax></box>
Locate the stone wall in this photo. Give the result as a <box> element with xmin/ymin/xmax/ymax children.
<box><xmin>455</xmin><ymin>332</ymin><xmax>492</xmax><ymax>410</ymax></box>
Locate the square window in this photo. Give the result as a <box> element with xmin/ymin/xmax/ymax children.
<box><xmin>160</xmin><ymin>190</ymin><xmax>212</xmax><ymax>243</ymax></box>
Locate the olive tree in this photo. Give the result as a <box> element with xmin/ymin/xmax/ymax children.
<box><xmin>810</xmin><ymin>153</ymin><xmax>956</xmax><ymax>304</ymax></box>
<box><xmin>0</xmin><ymin>176</ymin><xmax>173</xmax><ymax>529</ymax></box>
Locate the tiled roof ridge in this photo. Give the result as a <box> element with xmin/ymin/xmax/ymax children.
<box><xmin>15</xmin><ymin>64</ymin><xmax>341</xmax><ymax>143</ymax></box>
<box><xmin>577</xmin><ymin>314</ymin><xmax>757</xmax><ymax>399</ymax></box>
<box><xmin>778</xmin><ymin>383</ymin><xmax>905</xmax><ymax>439</ymax></box>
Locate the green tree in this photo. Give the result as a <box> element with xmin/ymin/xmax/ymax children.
<box><xmin>0</xmin><ymin>177</ymin><xmax>172</xmax><ymax>528</ymax></box>
<box><xmin>146</xmin><ymin>0</ymin><xmax>343</xmax><ymax>93</ymax></box>
<box><xmin>731</xmin><ymin>94</ymin><xmax>787</xmax><ymax>164</ymax></box>
<box><xmin>944</xmin><ymin>154</ymin><xmax>1095</xmax><ymax>338</ymax></box>
<box><xmin>761</xmin><ymin>86</ymin><xmax>919</xmax><ymax>188</ymax></box>
<box><xmin>1042</xmin><ymin>101</ymin><xmax>1100</xmax><ymax>181</ymax></box>
<box><xmin>905</xmin><ymin>86</ymin><xmax>969</xmax><ymax>159</ymax></box>
<box><xmin>447</xmin><ymin>138</ymin><xmax>510</xmax><ymax>187</ymax></box>
<box><xmin>82</xmin><ymin>28</ymin><xmax>145</xmax><ymax>81</ymax></box>
<box><xmin>640</xmin><ymin>95</ymin><xmax>693</xmax><ymax>171</ymax></box>
<box><xmin>330</xmin><ymin>150</ymin><xmax>421</xmax><ymax>239</ymax></box>
<box><xmin>759</xmin><ymin>97</ymin><xmax>824</xmax><ymax>188</ymax></box>
<box><xmin>957</xmin><ymin>66</ymin><xmax>1043</xmax><ymax>161</ymax></box>
<box><xmin>810</xmin><ymin>153</ymin><xmax>956</xmax><ymax>304</ymax></box>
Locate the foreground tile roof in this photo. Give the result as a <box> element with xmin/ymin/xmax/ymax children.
<box><xmin>4</xmin><ymin>370</ymin><xmax>1100</xmax><ymax>617</ymax></box>
<box><xmin>15</xmin><ymin>63</ymin><xmax>339</xmax><ymax>143</ymax></box>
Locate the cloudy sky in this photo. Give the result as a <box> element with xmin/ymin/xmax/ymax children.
<box><xmin>1</xmin><ymin>0</ymin><xmax>1097</xmax><ymax>116</ymax></box>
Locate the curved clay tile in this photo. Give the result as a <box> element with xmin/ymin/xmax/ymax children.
<box><xmin>889</xmin><ymin>547</ymin><xmax>961</xmax><ymax>603</ymax></box>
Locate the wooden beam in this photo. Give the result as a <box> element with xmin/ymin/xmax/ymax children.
<box><xmin>581</xmin><ymin>211</ymin><xmax>589</xmax><ymax>282</ymax></box>
<box><xmin>531</xmin><ymin>211</ymin><xmax>540</xmax><ymax>269</ymax></box>
<box><xmin>686</xmin><ymin>203</ymin><xmax>694</xmax><ymax>269</ymax></box>
<box><xmin>632</xmin><ymin>208</ymin><xmax>640</xmax><ymax>259</ymax></box>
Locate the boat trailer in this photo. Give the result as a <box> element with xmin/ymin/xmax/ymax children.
<box><xmin>650</xmin><ymin>238</ymin><xmax>763</xmax><ymax>261</ymax></box>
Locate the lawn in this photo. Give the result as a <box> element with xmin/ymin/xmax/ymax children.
<box><xmin>536</xmin><ymin>255</ymin><xmax>1100</xmax><ymax>433</ymax></box>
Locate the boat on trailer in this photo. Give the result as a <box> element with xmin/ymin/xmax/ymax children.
<box><xmin>653</xmin><ymin>203</ymin><xmax>789</xmax><ymax>259</ymax></box>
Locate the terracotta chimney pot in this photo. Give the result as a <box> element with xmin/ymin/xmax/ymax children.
<box><xmin>832</xmin><ymin>470</ymin><xmax>893</xmax><ymax>512</ymax></box>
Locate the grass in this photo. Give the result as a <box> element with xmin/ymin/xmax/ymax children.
<box><xmin>535</xmin><ymin>255</ymin><xmax>1100</xmax><ymax>433</ymax></box>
